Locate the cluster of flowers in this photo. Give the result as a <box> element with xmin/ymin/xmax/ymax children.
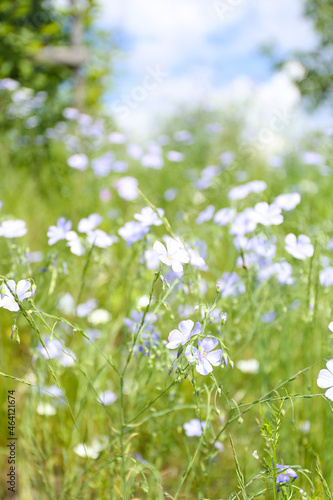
<box><xmin>47</xmin><ymin>214</ymin><xmax>118</xmax><ymax>255</ymax></box>
<box><xmin>166</xmin><ymin>320</ymin><xmax>223</xmax><ymax>376</ymax></box>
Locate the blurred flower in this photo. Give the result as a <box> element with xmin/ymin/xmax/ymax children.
<box><xmin>183</xmin><ymin>418</ymin><xmax>205</xmax><ymax>437</ymax></box>
<box><xmin>97</xmin><ymin>390</ymin><xmax>117</xmax><ymax>405</ymax></box>
<box><xmin>285</xmin><ymin>234</ymin><xmax>314</xmax><ymax>260</ymax></box>
<box><xmin>217</xmin><ymin>272</ymin><xmax>245</xmax><ymax>298</ymax></box>
<box><xmin>118</xmin><ymin>221</ymin><xmax>149</xmax><ymax>246</ymax></box>
<box><xmin>109</xmin><ymin>131</ymin><xmax>126</xmax><ymax>144</ymax></box>
<box><xmin>252</xmin><ymin>450</ymin><xmax>259</xmax><ymax>459</ymax></box>
<box><xmin>254</xmin><ymin>202</ymin><xmax>283</xmax><ymax>226</ymax></box>
<box><xmin>188</xmin><ymin>248</ymin><xmax>207</xmax><ymax>270</ymax></box>
<box><xmin>134</xmin><ymin>206</ymin><xmax>164</xmax><ymax>227</ymax></box>
<box><xmin>87</xmin><ymin>230</ymin><xmax>118</xmax><ymax>248</ymax></box>
<box><xmin>0</xmin><ymin>279</ymin><xmax>32</xmax><ymax>312</ymax></box>
<box><xmin>228</xmin><ymin>180</ymin><xmax>266</xmax><ymax>200</ymax></box>
<box><xmin>141</xmin><ymin>153</ymin><xmax>164</xmax><ymax>169</ymax></box>
<box><xmin>153</xmin><ymin>237</ymin><xmax>190</xmax><ymax>273</ymax></box>
<box><xmin>78</xmin><ymin>214</ymin><xmax>102</xmax><ymax>233</ymax></box>
<box><xmin>166</xmin><ymin>320</ymin><xmax>202</xmax><ymax>349</ymax></box>
<box><xmin>174</xmin><ymin>130</ymin><xmax>193</xmax><ymax>143</ymax></box>
<box><xmin>185</xmin><ymin>336</ymin><xmax>223</xmax><ymax>375</ymax></box>
<box><xmin>167</xmin><ymin>151</ymin><xmax>184</xmax><ymax>162</ymax></box>
<box><xmin>261</xmin><ymin>311</ymin><xmax>276</xmax><ymax>323</ymax></box>
<box><xmin>67</xmin><ymin>153</ymin><xmax>88</xmax><ymax>171</ymax></box>
<box><xmin>0</xmin><ymin>220</ymin><xmax>27</xmax><ymax>238</ymax></box>
<box><xmin>76</xmin><ymin>299</ymin><xmax>98</xmax><ymax>318</ymax></box>
<box><xmin>99</xmin><ymin>188</ymin><xmax>111</xmax><ymax>202</ymax></box>
<box><xmin>114</xmin><ymin>177</ymin><xmax>138</xmax><ymax>200</ymax></box>
<box><xmin>88</xmin><ymin>309</ymin><xmax>111</xmax><ymax>325</ymax></box>
<box><xmin>164</xmin><ymin>188</ymin><xmax>177</xmax><ymax>201</ymax></box>
<box><xmin>258</xmin><ymin>261</ymin><xmax>294</xmax><ymax>285</ymax></box>
<box><xmin>66</xmin><ymin>231</ymin><xmax>84</xmax><ymax>256</ymax></box>
<box><xmin>196</xmin><ymin>205</ymin><xmax>215</xmax><ymax>225</ymax></box>
<box><xmin>274</xmin><ymin>193</ymin><xmax>301</xmax><ymax>211</ymax></box>
<box><xmin>127</xmin><ymin>143</ymin><xmax>143</xmax><ymax>159</ymax></box>
<box><xmin>214</xmin><ymin>207</ymin><xmax>236</xmax><ymax>226</ymax></box>
<box><xmin>47</xmin><ymin>217</ymin><xmax>72</xmax><ymax>245</ymax></box>
<box><xmin>57</xmin><ymin>293</ymin><xmax>75</xmax><ymax>315</ymax></box>
<box><xmin>319</xmin><ymin>267</ymin><xmax>333</xmax><ymax>286</ymax></box>
<box><xmin>302</xmin><ymin>151</ymin><xmax>323</xmax><ymax>165</ymax></box>
<box><xmin>37</xmin><ymin>403</ymin><xmax>56</xmax><ymax>416</ymax></box>
<box><xmin>317</xmin><ymin>359</ymin><xmax>333</xmax><ymax>400</ymax></box>
<box><xmin>236</xmin><ymin>359</ymin><xmax>260</xmax><ymax>374</ymax></box>
<box><xmin>230</xmin><ymin>208</ymin><xmax>258</xmax><ymax>235</ymax></box>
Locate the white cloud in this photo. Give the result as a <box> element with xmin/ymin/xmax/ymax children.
<box><xmin>96</xmin><ymin>0</ymin><xmax>320</xmax><ymax>137</ymax></box>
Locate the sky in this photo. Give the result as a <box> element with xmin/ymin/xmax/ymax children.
<box><xmin>95</xmin><ymin>0</ymin><xmax>320</xmax><ymax>136</ymax></box>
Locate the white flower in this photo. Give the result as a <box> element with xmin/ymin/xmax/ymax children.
<box><xmin>183</xmin><ymin>419</ymin><xmax>205</xmax><ymax>437</ymax></box>
<box><xmin>254</xmin><ymin>202</ymin><xmax>283</xmax><ymax>226</ymax></box>
<box><xmin>153</xmin><ymin>237</ymin><xmax>190</xmax><ymax>273</ymax></box>
<box><xmin>88</xmin><ymin>309</ymin><xmax>111</xmax><ymax>325</ymax></box>
<box><xmin>87</xmin><ymin>230</ymin><xmax>118</xmax><ymax>248</ymax></box>
<box><xmin>37</xmin><ymin>403</ymin><xmax>56</xmax><ymax>416</ymax></box>
<box><xmin>214</xmin><ymin>207</ymin><xmax>236</xmax><ymax>226</ymax></box>
<box><xmin>114</xmin><ymin>177</ymin><xmax>138</xmax><ymax>200</ymax></box>
<box><xmin>134</xmin><ymin>206</ymin><xmax>164</xmax><ymax>227</ymax></box>
<box><xmin>285</xmin><ymin>234</ymin><xmax>314</xmax><ymax>260</ymax></box>
<box><xmin>0</xmin><ymin>280</ymin><xmax>32</xmax><ymax>312</ymax></box>
<box><xmin>97</xmin><ymin>390</ymin><xmax>117</xmax><ymax>405</ymax></box>
<box><xmin>252</xmin><ymin>450</ymin><xmax>259</xmax><ymax>460</ymax></box>
<box><xmin>317</xmin><ymin>360</ymin><xmax>333</xmax><ymax>400</ymax></box>
<box><xmin>196</xmin><ymin>205</ymin><xmax>215</xmax><ymax>225</ymax></box>
<box><xmin>47</xmin><ymin>217</ymin><xmax>72</xmax><ymax>245</ymax></box>
<box><xmin>274</xmin><ymin>193</ymin><xmax>301</xmax><ymax>211</ymax></box>
<box><xmin>78</xmin><ymin>214</ymin><xmax>102</xmax><ymax>233</ymax></box>
<box><xmin>0</xmin><ymin>220</ymin><xmax>27</xmax><ymax>238</ymax></box>
<box><xmin>166</xmin><ymin>151</ymin><xmax>184</xmax><ymax>162</ymax></box>
<box><xmin>66</xmin><ymin>231</ymin><xmax>84</xmax><ymax>256</ymax></box>
<box><xmin>236</xmin><ymin>359</ymin><xmax>260</xmax><ymax>374</ymax></box>
<box><xmin>166</xmin><ymin>320</ymin><xmax>202</xmax><ymax>349</ymax></box>
<box><xmin>67</xmin><ymin>153</ymin><xmax>88</xmax><ymax>171</ymax></box>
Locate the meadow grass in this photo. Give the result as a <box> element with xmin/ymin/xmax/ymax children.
<box><xmin>0</xmin><ymin>100</ymin><xmax>333</xmax><ymax>499</ymax></box>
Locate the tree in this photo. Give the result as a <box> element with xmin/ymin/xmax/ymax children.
<box><xmin>0</xmin><ymin>0</ymin><xmax>114</xmax><ymax>112</ymax></box>
<box><xmin>287</xmin><ymin>0</ymin><xmax>333</xmax><ymax>107</ymax></box>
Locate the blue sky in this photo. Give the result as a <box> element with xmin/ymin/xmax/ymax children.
<box><xmin>95</xmin><ymin>0</ymin><xmax>318</xmax><ymax>134</ymax></box>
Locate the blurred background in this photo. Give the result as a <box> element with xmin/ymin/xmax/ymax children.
<box><xmin>0</xmin><ymin>2</ymin><xmax>333</xmax><ymax>498</ymax></box>
<box><xmin>0</xmin><ymin>0</ymin><xmax>332</xmax><ymax>139</ymax></box>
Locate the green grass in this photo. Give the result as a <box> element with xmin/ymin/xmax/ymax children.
<box><xmin>0</xmin><ymin>108</ymin><xmax>333</xmax><ymax>499</ymax></box>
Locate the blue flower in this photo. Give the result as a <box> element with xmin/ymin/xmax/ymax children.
<box><xmin>276</xmin><ymin>464</ymin><xmax>297</xmax><ymax>492</ymax></box>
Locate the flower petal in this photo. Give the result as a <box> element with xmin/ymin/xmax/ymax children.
<box><xmin>317</xmin><ymin>368</ymin><xmax>333</xmax><ymax>388</ymax></box>
<box><xmin>325</xmin><ymin>386</ymin><xmax>333</xmax><ymax>401</ymax></box>
<box><xmin>327</xmin><ymin>359</ymin><xmax>333</xmax><ymax>375</ymax></box>
<box><xmin>206</xmin><ymin>349</ymin><xmax>223</xmax><ymax>367</ymax></box>
<box><xmin>191</xmin><ymin>322</ymin><xmax>202</xmax><ymax>336</ymax></box>
<box><xmin>178</xmin><ymin>320</ymin><xmax>194</xmax><ymax>337</ymax></box>
<box><xmin>171</xmin><ymin>260</ymin><xmax>183</xmax><ymax>273</ymax></box>
<box><xmin>166</xmin><ymin>329</ymin><xmax>184</xmax><ymax>349</ymax></box>
<box><xmin>198</xmin><ymin>336</ymin><xmax>218</xmax><ymax>352</ymax></box>
<box><xmin>153</xmin><ymin>241</ymin><xmax>166</xmax><ymax>255</ymax></box>
<box><xmin>16</xmin><ymin>280</ymin><xmax>31</xmax><ymax>298</ymax></box>
<box><xmin>196</xmin><ymin>358</ymin><xmax>213</xmax><ymax>375</ymax></box>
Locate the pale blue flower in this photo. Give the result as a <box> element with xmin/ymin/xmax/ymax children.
<box><xmin>166</xmin><ymin>320</ymin><xmax>202</xmax><ymax>349</ymax></box>
<box><xmin>183</xmin><ymin>419</ymin><xmax>205</xmax><ymax>437</ymax></box>
<box><xmin>185</xmin><ymin>336</ymin><xmax>223</xmax><ymax>375</ymax></box>
<box><xmin>276</xmin><ymin>464</ymin><xmax>297</xmax><ymax>492</ymax></box>
<box><xmin>134</xmin><ymin>206</ymin><xmax>164</xmax><ymax>227</ymax></box>
<box><xmin>47</xmin><ymin>217</ymin><xmax>72</xmax><ymax>245</ymax></box>
<box><xmin>285</xmin><ymin>234</ymin><xmax>314</xmax><ymax>260</ymax></box>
